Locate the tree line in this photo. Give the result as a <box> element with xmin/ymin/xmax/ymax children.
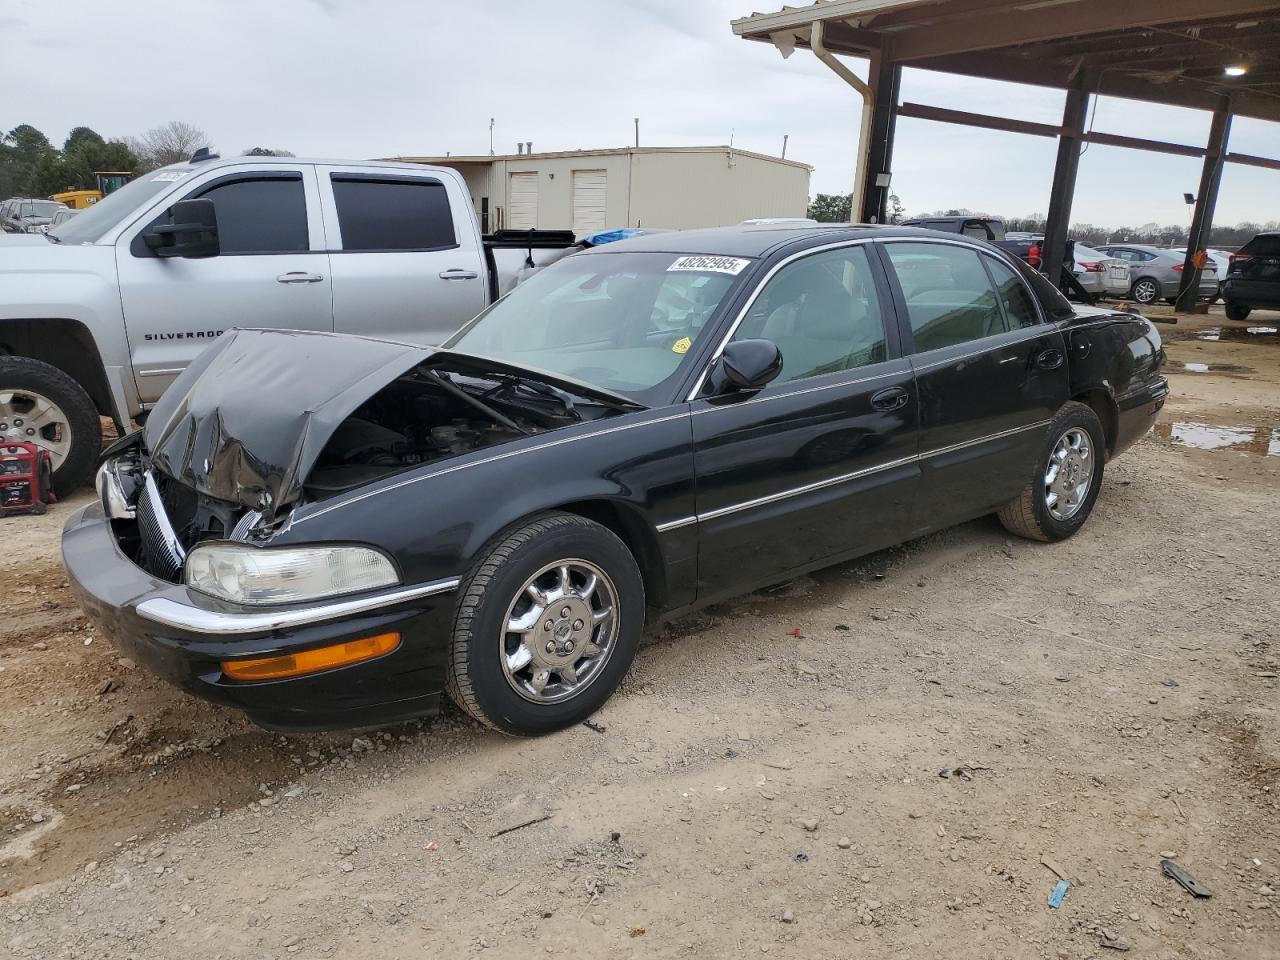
<box><xmin>0</xmin><ymin>121</ymin><xmax>293</xmax><ymax>200</ymax></box>
<box><xmin>806</xmin><ymin>193</ymin><xmax>1276</xmax><ymax>249</ymax></box>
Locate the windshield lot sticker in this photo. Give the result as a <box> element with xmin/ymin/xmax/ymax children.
<box><xmin>152</xmin><ymin>171</ymin><xmax>193</xmax><ymax>182</ymax></box>
<box><xmin>671</xmin><ymin>336</ymin><xmax>692</xmax><ymax>354</ymax></box>
<box><xmin>667</xmin><ymin>255</ymin><xmax>750</xmax><ymax>275</ymax></box>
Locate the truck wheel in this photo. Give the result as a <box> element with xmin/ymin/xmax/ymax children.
<box><xmin>1225</xmin><ymin>301</ymin><xmax>1251</xmax><ymax>323</ymax></box>
<box><xmin>446</xmin><ymin>513</ymin><xmax>644</xmax><ymax>736</ymax></box>
<box><xmin>998</xmin><ymin>402</ymin><xmax>1106</xmax><ymax>543</ymax></box>
<box><xmin>0</xmin><ymin>357</ymin><xmax>101</xmax><ymax>497</ymax></box>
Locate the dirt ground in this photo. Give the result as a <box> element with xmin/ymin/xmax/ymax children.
<box><xmin>2</xmin><ymin>305</ymin><xmax>1277</xmax><ymax>960</ymax></box>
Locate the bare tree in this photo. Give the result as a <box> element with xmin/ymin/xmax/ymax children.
<box><xmin>128</xmin><ymin>121</ymin><xmax>211</xmax><ymax>170</ymax></box>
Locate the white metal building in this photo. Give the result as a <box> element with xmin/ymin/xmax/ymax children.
<box><xmin>394</xmin><ymin>146</ymin><xmax>813</xmax><ymax>236</ymax></box>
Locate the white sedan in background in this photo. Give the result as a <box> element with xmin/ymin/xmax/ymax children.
<box><xmin>1072</xmin><ymin>243</ymin><xmax>1130</xmax><ymax>298</ymax></box>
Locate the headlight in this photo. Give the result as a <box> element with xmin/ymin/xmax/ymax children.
<box><xmin>185</xmin><ymin>544</ymin><xmax>399</xmax><ymax>605</ymax></box>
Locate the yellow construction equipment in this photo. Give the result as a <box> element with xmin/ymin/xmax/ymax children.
<box><xmin>51</xmin><ymin>171</ymin><xmax>134</xmax><ymax>209</ymax></box>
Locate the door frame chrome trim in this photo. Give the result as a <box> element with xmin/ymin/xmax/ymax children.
<box><xmin>655</xmin><ymin>516</ymin><xmax>698</xmax><ymax>533</ymax></box>
<box><xmin>137</xmin><ymin>576</ymin><xmax>462</xmax><ymax>635</ymax></box>
<box><xmin>689</xmin><ymin>363</ymin><xmax>906</xmax><ymax>414</ymax></box>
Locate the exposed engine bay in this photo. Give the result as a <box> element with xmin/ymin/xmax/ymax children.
<box><xmin>305</xmin><ymin>366</ymin><xmax>574</xmax><ymax>493</ymax></box>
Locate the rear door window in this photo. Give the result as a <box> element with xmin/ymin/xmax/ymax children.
<box><xmin>1240</xmin><ymin>235</ymin><xmax>1280</xmax><ymax>257</ymax></box>
<box><xmin>984</xmin><ymin>256</ymin><xmax>1040</xmax><ymax>329</ymax></box>
<box><xmin>331</xmin><ymin>176</ymin><xmax>456</xmax><ymax>252</ymax></box>
<box><xmin>885</xmin><ymin>242</ymin><xmax>1004</xmax><ymax>352</ymax></box>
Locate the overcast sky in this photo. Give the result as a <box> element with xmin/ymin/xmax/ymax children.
<box><xmin>4</xmin><ymin>0</ymin><xmax>1276</xmax><ymax>226</ymax></box>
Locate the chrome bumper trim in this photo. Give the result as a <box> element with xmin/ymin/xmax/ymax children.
<box><xmin>136</xmin><ymin>577</ymin><xmax>462</xmax><ymax>636</ymax></box>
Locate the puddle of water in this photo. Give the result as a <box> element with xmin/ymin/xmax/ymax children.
<box><xmin>1180</xmin><ymin>362</ymin><xmax>1252</xmax><ymax>374</ymax></box>
<box><xmin>1195</xmin><ymin>326</ymin><xmax>1280</xmax><ymax>343</ymax></box>
<box><xmin>1155</xmin><ymin>420</ymin><xmax>1279</xmax><ymax>456</ymax></box>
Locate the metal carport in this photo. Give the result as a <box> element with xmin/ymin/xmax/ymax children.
<box><xmin>731</xmin><ymin>0</ymin><xmax>1280</xmax><ymax>310</ymax></box>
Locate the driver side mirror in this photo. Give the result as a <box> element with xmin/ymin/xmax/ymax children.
<box><xmin>143</xmin><ymin>199</ymin><xmax>220</xmax><ymax>258</ymax></box>
<box><xmin>705</xmin><ymin>339</ymin><xmax>783</xmax><ymax>397</ymax></box>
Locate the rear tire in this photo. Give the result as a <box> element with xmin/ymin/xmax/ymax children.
<box><xmin>446</xmin><ymin>513</ymin><xmax>644</xmax><ymax>736</ymax></box>
<box><xmin>1225</xmin><ymin>301</ymin><xmax>1251</xmax><ymax>322</ymax></box>
<box><xmin>998</xmin><ymin>402</ymin><xmax>1106</xmax><ymax>543</ymax></box>
<box><xmin>1130</xmin><ymin>278</ymin><xmax>1160</xmax><ymax>305</ymax></box>
<box><xmin>0</xmin><ymin>356</ymin><xmax>100</xmax><ymax>497</ymax></box>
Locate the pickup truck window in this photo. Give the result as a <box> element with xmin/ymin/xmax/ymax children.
<box><xmin>331</xmin><ymin>176</ymin><xmax>456</xmax><ymax>252</ymax></box>
<box><xmin>195</xmin><ymin>176</ymin><xmax>308</xmax><ymax>254</ymax></box>
<box><xmin>51</xmin><ymin>169</ymin><xmax>182</xmax><ymax>244</ymax></box>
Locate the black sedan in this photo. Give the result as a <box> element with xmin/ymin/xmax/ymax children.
<box><xmin>63</xmin><ymin>225</ymin><xmax>1168</xmax><ymax>735</ymax></box>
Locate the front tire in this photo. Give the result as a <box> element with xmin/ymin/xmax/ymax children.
<box><xmin>1130</xmin><ymin>278</ymin><xmax>1160</xmax><ymax>305</ymax></box>
<box><xmin>998</xmin><ymin>402</ymin><xmax>1106</xmax><ymax>543</ymax></box>
<box><xmin>0</xmin><ymin>356</ymin><xmax>101</xmax><ymax>496</ymax></box>
<box><xmin>1225</xmin><ymin>301</ymin><xmax>1251</xmax><ymax>322</ymax></box>
<box><xmin>446</xmin><ymin>513</ymin><xmax>644</xmax><ymax>736</ymax></box>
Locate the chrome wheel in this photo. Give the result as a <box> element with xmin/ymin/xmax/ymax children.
<box><xmin>1131</xmin><ymin>279</ymin><xmax>1158</xmax><ymax>304</ymax></box>
<box><xmin>0</xmin><ymin>389</ymin><xmax>72</xmax><ymax>470</ymax></box>
<box><xmin>1044</xmin><ymin>427</ymin><xmax>1093</xmax><ymax>521</ymax></box>
<box><xmin>500</xmin><ymin>559</ymin><xmax>619</xmax><ymax>705</ymax></box>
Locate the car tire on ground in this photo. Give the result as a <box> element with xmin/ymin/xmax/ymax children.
<box><xmin>1130</xmin><ymin>278</ymin><xmax>1160</xmax><ymax>305</ymax></box>
<box><xmin>0</xmin><ymin>356</ymin><xmax>101</xmax><ymax>497</ymax></box>
<box><xmin>998</xmin><ymin>401</ymin><xmax>1106</xmax><ymax>543</ymax></box>
<box><xmin>446</xmin><ymin>512</ymin><xmax>645</xmax><ymax>736</ymax></box>
<box><xmin>1225</xmin><ymin>301</ymin><xmax>1251</xmax><ymax>322</ymax></box>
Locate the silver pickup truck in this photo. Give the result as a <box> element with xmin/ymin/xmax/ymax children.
<box><xmin>0</xmin><ymin>155</ymin><xmax>576</xmax><ymax>493</ymax></box>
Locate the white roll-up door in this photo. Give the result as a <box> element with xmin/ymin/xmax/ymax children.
<box><xmin>508</xmin><ymin>172</ymin><xmax>539</xmax><ymax>228</ymax></box>
<box><xmin>571</xmin><ymin>169</ymin><xmax>607</xmax><ymax>236</ymax></box>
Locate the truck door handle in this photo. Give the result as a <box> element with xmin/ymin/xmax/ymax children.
<box><xmin>870</xmin><ymin>386</ymin><xmax>910</xmax><ymax>412</ymax></box>
<box><xmin>439</xmin><ymin>269</ymin><xmax>479</xmax><ymax>280</ymax></box>
<box><xmin>1035</xmin><ymin>349</ymin><xmax>1065</xmax><ymax>370</ymax></box>
<box><xmin>276</xmin><ymin>272</ymin><xmax>324</xmax><ymax>284</ymax></box>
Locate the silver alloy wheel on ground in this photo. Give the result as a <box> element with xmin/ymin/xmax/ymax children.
<box><xmin>500</xmin><ymin>559</ymin><xmax>619</xmax><ymax>705</ymax></box>
<box><xmin>1044</xmin><ymin>427</ymin><xmax>1093</xmax><ymax>521</ymax></box>
<box><xmin>0</xmin><ymin>389</ymin><xmax>72</xmax><ymax>470</ymax></box>
<box><xmin>1131</xmin><ymin>279</ymin><xmax>1159</xmax><ymax>304</ymax></box>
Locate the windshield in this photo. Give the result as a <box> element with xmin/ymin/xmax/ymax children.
<box><xmin>50</xmin><ymin>167</ymin><xmax>185</xmax><ymax>244</ymax></box>
<box><xmin>20</xmin><ymin>200</ymin><xmax>62</xmax><ymax>219</ymax></box>
<box><xmin>445</xmin><ymin>251</ymin><xmax>749</xmax><ymax>405</ymax></box>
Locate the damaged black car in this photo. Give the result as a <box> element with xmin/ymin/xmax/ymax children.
<box><xmin>63</xmin><ymin>226</ymin><xmax>1167</xmax><ymax>734</ymax></box>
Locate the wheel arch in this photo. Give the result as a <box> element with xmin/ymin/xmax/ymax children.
<box><xmin>1069</xmin><ymin>388</ymin><xmax>1118</xmax><ymax>457</ymax></box>
<box><xmin>551</xmin><ymin>498</ymin><xmax>670</xmax><ymax>614</ymax></box>
<box><xmin>0</xmin><ymin>318</ymin><xmax>118</xmax><ymax>425</ymax></box>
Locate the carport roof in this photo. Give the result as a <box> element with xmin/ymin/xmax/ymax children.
<box><xmin>732</xmin><ymin>0</ymin><xmax>1280</xmax><ymax>122</ymax></box>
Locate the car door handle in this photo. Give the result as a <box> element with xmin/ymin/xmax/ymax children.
<box><xmin>439</xmin><ymin>269</ymin><xmax>479</xmax><ymax>280</ymax></box>
<box><xmin>1035</xmin><ymin>349</ymin><xmax>1065</xmax><ymax>370</ymax></box>
<box><xmin>870</xmin><ymin>386</ymin><xmax>910</xmax><ymax>412</ymax></box>
<box><xmin>276</xmin><ymin>272</ymin><xmax>325</xmax><ymax>284</ymax></box>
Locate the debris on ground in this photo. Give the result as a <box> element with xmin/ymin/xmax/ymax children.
<box><xmin>1161</xmin><ymin>859</ymin><xmax>1212</xmax><ymax>898</ymax></box>
<box><xmin>582</xmin><ymin>718</ymin><xmax>607</xmax><ymax>734</ymax></box>
<box><xmin>1047</xmin><ymin>879</ymin><xmax>1070</xmax><ymax>909</ymax></box>
<box><xmin>1099</xmin><ymin>928</ymin><xmax>1132</xmax><ymax>951</ymax></box>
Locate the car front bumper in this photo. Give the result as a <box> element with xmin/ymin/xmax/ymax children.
<box><xmin>61</xmin><ymin>501</ymin><xmax>459</xmax><ymax>730</ymax></box>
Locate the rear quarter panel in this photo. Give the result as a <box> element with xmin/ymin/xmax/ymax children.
<box><xmin>1062</xmin><ymin>310</ymin><xmax>1165</xmax><ymax>455</ymax></box>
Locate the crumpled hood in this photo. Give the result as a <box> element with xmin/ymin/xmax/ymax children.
<box><xmin>144</xmin><ymin>329</ymin><xmax>433</xmax><ymax>516</ymax></box>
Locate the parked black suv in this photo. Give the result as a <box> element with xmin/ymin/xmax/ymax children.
<box><xmin>1223</xmin><ymin>233</ymin><xmax>1280</xmax><ymax>322</ymax></box>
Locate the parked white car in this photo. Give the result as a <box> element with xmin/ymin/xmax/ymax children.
<box><xmin>1071</xmin><ymin>243</ymin><xmax>1129</xmax><ymax>298</ymax></box>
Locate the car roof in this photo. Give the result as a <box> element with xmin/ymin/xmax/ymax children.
<box><xmin>576</xmin><ymin>224</ymin><xmax>991</xmax><ymax>259</ymax></box>
<box><xmin>154</xmin><ymin>155</ymin><xmax>445</xmax><ymax>175</ymax></box>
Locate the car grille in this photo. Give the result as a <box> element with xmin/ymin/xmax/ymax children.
<box><xmin>136</xmin><ymin>473</ymin><xmax>186</xmax><ymax>582</ymax></box>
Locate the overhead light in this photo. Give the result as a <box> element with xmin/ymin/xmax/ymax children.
<box><xmin>1224</xmin><ymin>65</ymin><xmax>1248</xmax><ymax>76</ymax></box>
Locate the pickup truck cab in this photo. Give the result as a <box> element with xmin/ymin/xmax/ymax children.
<box><xmin>0</xmin><ymin>155</ymin><xmax>574</xmax><ymax>494</ymax></box>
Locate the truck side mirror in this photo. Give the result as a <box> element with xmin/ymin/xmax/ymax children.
<box><xmin>143</xmin><ymin>199</ymin><xmax>220</xmax><ymax>258</ymax></box>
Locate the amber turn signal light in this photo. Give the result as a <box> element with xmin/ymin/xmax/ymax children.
<box><xmin>221</xmin><ymin>633</ymin><xmax>400</xmax><ymax>681</ymax></box>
